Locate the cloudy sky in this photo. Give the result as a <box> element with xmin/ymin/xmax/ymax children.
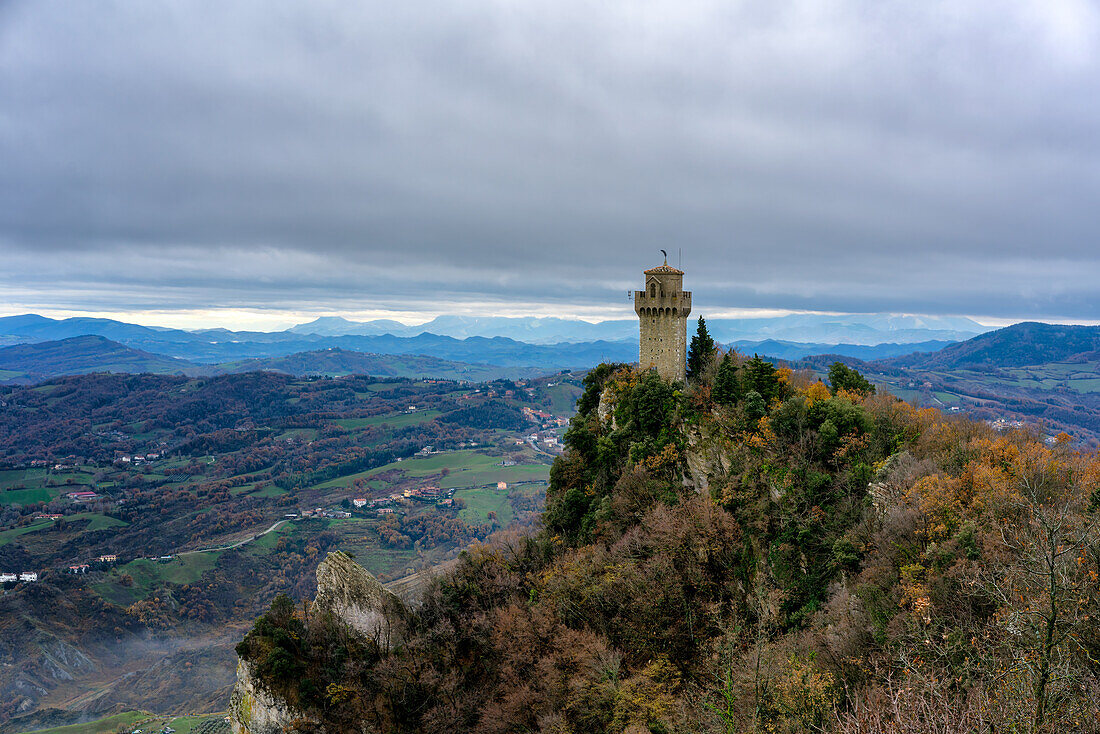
<box><xmin>2</xmin><ymin>0</ymin><xmax>1099</xmax><ymax>329</ymax></box>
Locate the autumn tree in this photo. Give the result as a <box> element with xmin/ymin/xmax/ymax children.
<box><xmin>980</xmin><ymin>439</ymin><xmax>1099</xmax><ymax>730</ymax></box>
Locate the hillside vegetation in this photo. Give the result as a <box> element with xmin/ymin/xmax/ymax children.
<box><xmin>237</xmin><ymin>346</ymin><xmax>1100</xmax><ymax>733</ymax></box>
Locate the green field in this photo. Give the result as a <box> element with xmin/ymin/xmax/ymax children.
<box><xmin>0</xmin><ymin>518</ymin><xmax>53</xmax><ymax>545</ymax></box>
<box><xmin>932</xmin><ymin>391</ymin><xmax>961</xmax><ymax>405</ymax></box>
<box><xmin>311</xmin><ymin>450</ymin><xmax>550</xmax><ymax>495</ymax></box>
<box><xmin>998</xmin><ymin>361</ymin><xmax>1100</xmax><ymax>393</ymax></box>
<box><xmin>0</xmin><ymin>467</ymin><xmax>47</xmax><ymax>488</ymax></box>
<box><xmin>543</xmin><ymin>382</ymin><xmax>583</xmax><ymax>415</ymax></box>
<box><xmin>25</xmin><ymin>711</ymin><xmax>230</xmax><ymax>734</ymax></box>
<box><xmin>246</xmin><ymin>520</ymin><xmax>301</xmax><ymax>553</ymax></box>
<box><xmin>454</xmin><ymin>486</ymin><xmax>514</xmax><ymax>525</ymax></box>
<box><xmin>24</xmin><ymin>711</ymin><xmax>150</xmax><ymax>734</ymax></box>
<box><xmin>93</xmin><ymin>553</ymin><xmax>220</xmax><ymax>606</ymax></box>
<box><xmin>0</xmin><ymin>487</ymin><xmax>53</xmax><ymax>505</ymax></box>
<box><xmin>334</xmin><ymin>409</ymin><xmax>442</xmax><ymax>430</ymax></box>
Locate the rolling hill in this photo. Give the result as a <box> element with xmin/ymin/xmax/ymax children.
<box><xmin>214</xmin><ymin>348</ymin><xmax>542</xmax><ymax>381</ymax></box>
<box><xmin>883</xmin><ymin>322</ymin><xmax>1100</xmax><ymax>370</ymax></box>
<box><xmin>0</xmin><ymin>336</ymin><xmax>200</xmax><ymax>382</ymax></box>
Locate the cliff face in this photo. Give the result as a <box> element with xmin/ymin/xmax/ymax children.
<box><xmin>314</xmin><ymin>551</ymin><xmax>403</xmax><ymax>650</ymax></box>
<box><xmin>229</xmin><ymin>659</ymin><xmax>309</xmax><ymax>734</ymax></box>
<box><xmin>229</xmin><ymin>552</ymin><xmax>405</xmax><ymax>734</ymax></box>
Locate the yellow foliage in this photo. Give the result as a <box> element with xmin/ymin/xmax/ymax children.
<box><xmin>767</xmin><ymin>655</ymin><xmax>839</xmax><ymax>733</ymax></box>
<box><xmin>803</xmin><ymin>381</ymin><xmax>831</xmax><ymax>406</ymax></box>
<box><xmin>611</xmin><ymin>657</ymin><xmax>680</xmax><ymax>731</ymax></box>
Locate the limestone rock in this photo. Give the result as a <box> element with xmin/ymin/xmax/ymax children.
<box><xmin>597</xmin><ymin>386</ymin><xmax>616</xmax><ymax>427</ymax></box>
<box><xmin>230</xmin><ymin>552</ymin><xmax>406</xmax><ymax>734</ymax></box>
<box><xmin>314</xmin><ymin>551</ymin><xmax>403</xmax><ymax>650</ymax></box>
<box><xmin>229</xmin><ymin>659</ymin><xmax>310</xmax><ymax>734</ymax></box>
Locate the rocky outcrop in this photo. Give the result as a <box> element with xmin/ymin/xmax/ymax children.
<box><xmin>229</xmin><ymin>659</ymin><xmax>309</xmax><ymax>734</ymax></box>
<box><xmin>314</xmin><ymin>551</ymin><xmax>404</xmax><ymax>650</ymax></box>
<box><xmin>230</xmin><ymin>552</ymin><xmax>406</xmax><ymax>734</ymax></box>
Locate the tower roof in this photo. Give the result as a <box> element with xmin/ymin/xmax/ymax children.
<box><xmin>644</xmin><ymin>263</ymin><xmax>684</xmax><ymax>275</ymax></box>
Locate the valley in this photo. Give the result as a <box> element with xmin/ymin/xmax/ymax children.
<box><xmin>0</xmin><ymin>372</ymin><xmax>580</xmax><ymax>729</ymax></box>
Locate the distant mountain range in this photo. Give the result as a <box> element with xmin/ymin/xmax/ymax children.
<box><xmin>2</xmin><ymin>314</ymin><xmax>1095</xmax><ymax>389</ymax></box>
<box><xmin>730</xmin><ymin>339</ymin><xmax>957</xmax><ymax>362</ymax></box>
<box><xmin>0</xmin><ymin>312</ymin><xmax>986</xmax><ymax>353</ymax></box>
<box><xmin>285</xmin><ymin>313</ymin><xmax>988</xmax><ymax>345</ymax></box>
<box><xmin>0</xmin><ymin>336</ymin><xmax>547</xmax><ymax>384</ymax></box>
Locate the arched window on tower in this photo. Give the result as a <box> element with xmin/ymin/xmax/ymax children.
<box><xmin>649</xmin><ymin>283</ymin><xmax>656</xmax><ymax>297</ymax></box>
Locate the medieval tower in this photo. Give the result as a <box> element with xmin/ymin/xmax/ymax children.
<box><xmin>634</xmin><ymin>256</ymin><xmax>691</xmax><ymax>381</ymax></box>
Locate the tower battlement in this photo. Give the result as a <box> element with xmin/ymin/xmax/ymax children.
<box><xmin>634</xmin><ymin>261</ymin><xmax>691</xmax><ymax>381</ymax></box>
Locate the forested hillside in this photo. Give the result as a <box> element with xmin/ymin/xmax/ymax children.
<box><xmin>237</xmin><ymin>347</ymin><xmax>1100</xmax><ymax>733</ymax></box>
<box><xmin>0</xmin><ymin>371</ymin><xmax>579</xmax><ymax>725</ymax></box>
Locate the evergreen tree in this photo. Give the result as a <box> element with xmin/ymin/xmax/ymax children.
<box><xmin>713</xmin><ymin>352</ymin><xmax>740</xmax><ymax>405</ymax></box>
<box><xmin>742</xmin><ymin>354</ymin><xmax>780</xmax><ymax>405</ymax></box>
<box><xmin>827</xmin><ymin>361</ymin><xmax>876</xmax><ymax>395</ymax></box>
<box><xmin>686</xmin><ymin>317</ymin><xmax>716</xmax><ymax>383</ymax></box>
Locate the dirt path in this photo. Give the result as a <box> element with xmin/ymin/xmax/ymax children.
<box><xmin>182</xmin><ymin>519</ymin><xmax>289</xmax><ymax>554</ymax></box>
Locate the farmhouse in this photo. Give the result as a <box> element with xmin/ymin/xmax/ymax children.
<box><xmin>19</xmin><ymin>572</ymin><xmax>38</xmax><ymax>582</ymax></box>
<box><xmin>352</xmin><ymin>498</ymin><xmax>368</xmax><ymax>508</ymax></box>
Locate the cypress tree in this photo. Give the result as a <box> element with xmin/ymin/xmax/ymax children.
<box><xmin>713</xmin><ymin>352</ymin><xmax>740</xmax><ymax>405</ymax></box>
<box><xmin>686</xmin><ymin>317</ymin><xmax>716</xmax><ymax>383</ymax></box>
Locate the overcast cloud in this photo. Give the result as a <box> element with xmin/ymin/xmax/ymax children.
<box><xmin>2</xmin><ymin>0</ymin><xmax>1099</xmax><ymax>327</ymax></box>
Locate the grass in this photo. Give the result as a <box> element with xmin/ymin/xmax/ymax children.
<box><xmin>24</xmin><ymin>712</ymin><xmax>230</xmax><ymax>734</ymax></box>
<box><xmin>0</xmin><ymin>487</ymin><xmax>53</xmax><ymax>505</ymax></box>
<box><xmin>310</xmin><ymin>450</ymin><xmax>549</xmax><ymax>496</ymax></box>
<box><xmin>93</xmin><ymin>553</ymin><xmax>221</xmax><ymax>606</ymax></box>
<box><xmin>454</xmin><ymin>486</ymin><xmax>513</xmax><ymax>525</ymax></box>
<box><xmin>334</xmin><ymin>409</ymin><xmax>442</xmax><ymax>430</ymax></box>
<box><xmin>248</xmin><ymin>484</ymin><xmax>289</xmax><ymax>498</ymax></box>
<box><xmin>0</xmin><ymin>467</ymin><xmax>47</xmax><ymax>488</ymax></box>
<box><xmin>246</xmin><ymin>520</ymin><xmax>300</xmax><ymax>553</ymax></box>
<box><xmin>23</xmin><ymin>710</ymin><xmax>150</xmax><ymax>734</ymax></box>
<box><xmin>438</xmin><ymin>462</ymin><xmax>548</xmax><ymax>490</ymax></box>
<box><xmin>0</xmin><ymin>518</ymin><xmax>52</xmax><ymax>545</ymax></box>
<box><xmin>543</xmin><ymin>383</ymin><xmax>583</xmax><ymax>416</ymax></box>
<box><xmin>275</xmin><ymin>427</ymin><xmax>318</xmax><ymax>441</ymax></box>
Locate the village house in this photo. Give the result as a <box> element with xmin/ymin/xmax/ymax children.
<box><xmin>97</xmin><ymin>554</ymin><xmax>118</xmax><ymax>563</ymax></box>
<box><xmin>497</xmin><ymin>481</ymin><xmax>508</xmax><ymax>490</ymax></box>
<box><xmin>0</xmin><ymin>573</ymin><xmax>16</xmax><ymax>583</ymax></box>
<box><xmin>69</xmin><ymin>564</ymin><xmax>89</xmax><ymax>574</ymax></box>
<box><xmin>352</xmin><ymin>498</ymin><xmax>368</xmax><ymax>508</ymax></box>
<box><xmin>18</xmin><ymin>572</ymin><xmax>38</xmax><ymax>582</ymax></box>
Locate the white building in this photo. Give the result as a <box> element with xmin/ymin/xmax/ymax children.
<box><xmin>19</xmin><ymin>572</ymin><xmax>38</xmax><ymax>582</ymax></box>
<box><xmin>0</xmin><ymin>573</ymin><xmax>16</xmax><ymax>583</ymax></box>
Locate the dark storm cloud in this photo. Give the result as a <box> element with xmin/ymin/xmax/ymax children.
<box><xmin>2</xmin><ymin>0</ymin><xmax>1100</xmax><ymax>320</ymax></box>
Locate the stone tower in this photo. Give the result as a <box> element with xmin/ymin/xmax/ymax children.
<box><xmin>634</xmin><ymin>258</ymin><xmax>692</xmax><ymax>381</ymax></box>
